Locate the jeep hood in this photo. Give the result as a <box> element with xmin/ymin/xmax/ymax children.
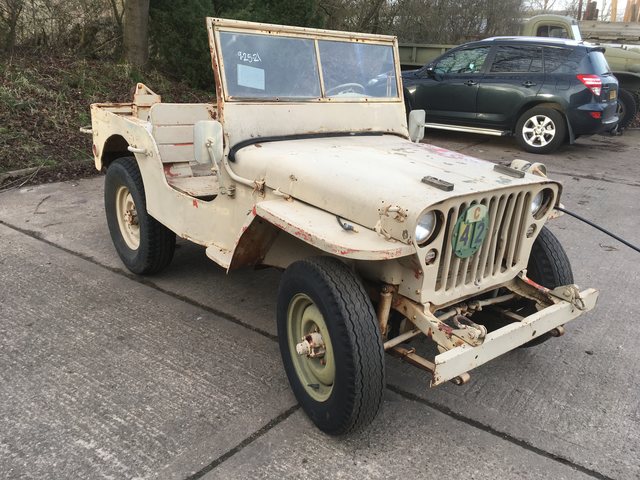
<box><xmin>233</xmin><ymin>134</ymin><xmax>555</xmax><ymax>240</ymax></box>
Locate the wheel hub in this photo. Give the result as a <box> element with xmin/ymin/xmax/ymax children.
<box><xmin>523</xmin><ymin>115</ymin><xmax>556</xmax><ymax>147</ymax></box>
<box><xmin>124</xmin><ymin>208</ymin><xmax>138</xmax><ymax>226</ymax></box>
<box><xmin>296</xmin><ymin>331</ymin><xmax>326</xmax><ymax>358</ymax></box>
<box><xmin>287</xmin><ymin>294</ymin><xmax>336</xmax><ymax>401</ymax></box>
<box><xmin>115</xmin><ymin>186</ymin><xmax>141</xmax><ymax>250</ymax></box>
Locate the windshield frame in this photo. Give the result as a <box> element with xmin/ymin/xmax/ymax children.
<box><xmin>208</xmin><ymin>18</ymin><xmax>402</xmax><ymax>104</ymax></box>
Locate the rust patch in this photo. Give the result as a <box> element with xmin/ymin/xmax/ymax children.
<box><xmin>208</xmin><ymin>21</ymin><xmax>225</xmax><ymax>124</ymax></box>
<box><xmin>335</xmin><ymin>247</ymin><xmax>358</xmax><ymax>256</ymax></box>
<box><xmin>192</xmin><ymin>199</ymin><xmax>198</xmax><ymax>208</ymax></box>
<box><xmin>230</xmin><ymin>219</ymin><xmax>279</xmax><ymax>269</ymax></box>
<box><xmin>293</xmin><ymin>228</ymin><xmax>313</xmax><ymax>243</ymax></box>
<box><xmin>438</xmin><ymin>323</ymin><xmax>453</xmax><ymax>336</ymax></box>
<box><xmin>163</xmin><ymin>164</ymin><xmax>180</xmax><ymax>178</ymax></box>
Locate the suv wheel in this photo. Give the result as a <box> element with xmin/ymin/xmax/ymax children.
<box><xmin>515</xmin><ymin>107</ymin><xmax>566</xmax><ymax>154</ymax></box>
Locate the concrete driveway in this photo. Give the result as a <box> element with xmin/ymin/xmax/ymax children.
<box><xmin>1</xmin><ymin>131</ymin><xmax>639</xmax><ymax>479</ymax></box>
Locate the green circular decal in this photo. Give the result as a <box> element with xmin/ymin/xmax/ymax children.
<box><xmin>452</xmin><ymin>204</ymin><xmax>489</xmax><ymax>259</ymax></box>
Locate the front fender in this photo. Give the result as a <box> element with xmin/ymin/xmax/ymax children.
<box><xmin>255</xmin><ymin>199</ymin><xmax>415</xmax><ymax>261</ymax></box>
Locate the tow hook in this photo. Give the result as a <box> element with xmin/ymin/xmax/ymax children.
<box><xmin>296</xmin><ymin>332</ymin><xmax>326</xmax><ymax>358</ymax></box>
<box><xmin>452</xmin><ymin>314</ymin><xmax>487</xmax><ymax>342</ymax></box>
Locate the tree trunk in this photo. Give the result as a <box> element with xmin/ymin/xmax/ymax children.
<box><xmin>123</xmin><ymin>0</ymin><xmax>149</xmax><ymax>67</ymax></box>
<box><xmin>1</xmin><ymin>0</ymin><xmax>24</xmax><ymax>53</ymax></box>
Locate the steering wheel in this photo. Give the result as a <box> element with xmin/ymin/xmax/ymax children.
<box><xmin>325</xmin><ymin>82</ymin><xmax>366</xmax><ymax>97</ymax></box>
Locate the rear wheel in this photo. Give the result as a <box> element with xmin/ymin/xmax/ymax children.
<box><xmin>617</xmin><ymin>88</ymin><xmax>638</xmax><ymax>129</ymax></box>
<box><xmin>105</xmin><ymin>157</ymin><xmax>176</xmax><ymax>275</ymax></box>
<box><xmin>515</xmin><ymin>107</ymin><xmax>566</xmax><ymax>154</ymax></box>
<box><xmin>277</xmin><ymin>257</ymin><xmax>385</xmax><ymax>435</ymax></box>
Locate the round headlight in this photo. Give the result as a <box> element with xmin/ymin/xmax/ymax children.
<box><xmin>415</xmin><ymin>211</ymin><xmax>437</xmax><ymax>245</ymax></box>
<box><xmin>531</xmin><ymin>191</ymin><xmax>545</xmax><ymax>215</ymax></box>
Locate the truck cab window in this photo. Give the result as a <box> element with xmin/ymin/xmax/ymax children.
<box><xmin>537</xmin><ymin>25</ymin><xmax>569</xmax><ymax>38</ymax></box>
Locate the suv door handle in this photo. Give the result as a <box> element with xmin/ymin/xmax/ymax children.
<box><xmin>464</xmin><ymin>80</ymin><xmax>478</xmax><ymax>86</ymax></box>
<box><xmin>522</xmin><ymin>81</ymin><xmax>537</xmax><ymax>87</ymax></box>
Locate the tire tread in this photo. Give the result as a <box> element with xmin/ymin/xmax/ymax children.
<box><xmin>105</xmin><ymin>157</ymin><xmax>175</xmax><ymax>275</ymax></box>
<box><xmin>278</xmin><ymin>257</ymin><xmax>384</xmax><ymax>435</ymax></box>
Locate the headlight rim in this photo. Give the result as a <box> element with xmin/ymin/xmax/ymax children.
<box><xmin>531</xmin><ymin>188</ymin><xmax>554</xmax><ymax>220</ymax></box>
<box><xmin>415</xmin><ymin>210</ymin><xmax>441</xmax><ymax>246</ymax></box>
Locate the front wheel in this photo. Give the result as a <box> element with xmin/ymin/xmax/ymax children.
<box><xmin>277</xmin><ymin>257</ymin><xmax>385</xmax><ymax>435</ymax></box>
<box><xmin>520</xmin><ymin>226</ymin><xmax>574</xmax><ymax>347</ymax></box>
<box><xmin>515</xmin><ymin>107</ymin><xmax>566</xmax><ymax>154</ymax></box>
<box><xmin>105</xmin><ymin>157</ymin><xmax>176</xmax><ymax>275</ymax></box>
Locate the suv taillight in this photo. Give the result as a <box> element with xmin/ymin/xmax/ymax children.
<box><xmin>577</xmin><ymin>74</ymin><xmax>602</xmax><ymax>96</ymax></box>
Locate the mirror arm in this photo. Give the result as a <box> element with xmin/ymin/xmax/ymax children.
<box><xmin>207</xmin><ymin>137</ymin><xmax>263</xmax><ymax>194</ymax></box>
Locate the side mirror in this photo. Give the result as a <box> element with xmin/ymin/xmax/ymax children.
<box><xmin>194</xmin><ymin>120</ymin><xmax>223</xmax><ymax>165</ymax></box>
<box><xmin>425</xmin><ymin>66</ymin><xmax>436</xmax><ymax>78</ymax></box>
<box><xmin>408</xmin><ymin>109</ymin><xmax>426</xmax><ymax>143</ymax></box>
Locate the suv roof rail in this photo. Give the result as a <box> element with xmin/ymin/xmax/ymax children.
<box><xmin>481</xmin><ymin>36</ymin><xmax>582</xmax><ymax>46</ymax></box>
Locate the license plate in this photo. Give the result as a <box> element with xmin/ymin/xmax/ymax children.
<box><xmin>452</xmin><ymin>205</ymin><xmax>489</xmax><ymax>259</ymax></box>
<box><xmin>610</xmin><ymin>89</ymin><xmax>617</xmax><ymax>100</ymax></box>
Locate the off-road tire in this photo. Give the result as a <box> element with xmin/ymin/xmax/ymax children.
<box><xmin>277</xmin><ymin>257</ymin><xmax>385</xmax><ymax>435</ymax></box>
<box><xmin>104</xmin><ymin>157</ymin><xmax>175</xmax><ymax>275</ymax></box>
<box><xmin>521</xmin><ymin>226</ymin><xmax>574</xmax><ymax>347</ymax></box>
<box><xmin>528</xmin><ymin>226</ymin><xmax>574</xmax><ymax>288</ymax></box>
<box><xmin>515</xmin><ymin>106</ymin><xmax>566</xmax><ymax>154</ymax></box>
<box><xmin>617</xmin><ymin>88</ymin><xmax>638</xmax><ymax>130</ymax></box>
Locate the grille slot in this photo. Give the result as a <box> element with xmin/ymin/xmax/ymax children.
<box><xmin>436</xmin><ymin>191</ymin><xmax>531</xmax><ymax>293</ymax></box>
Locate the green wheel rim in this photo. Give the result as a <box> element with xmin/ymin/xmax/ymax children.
<box><xmin>287</xmin><ymin>293</ymin><xmax>336</xmax><ymax>402</ymax></box>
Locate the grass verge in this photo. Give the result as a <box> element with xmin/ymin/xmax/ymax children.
<box><xmin>0</xmin><ymin>52</ymin><xmax>212</xmax><ymax>188</ymax></box>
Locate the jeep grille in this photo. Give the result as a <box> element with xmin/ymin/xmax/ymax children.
<box><xmin>436</xmin><ymin>190</ymin><xmax>532</xmax><ymax>292</ymax></box>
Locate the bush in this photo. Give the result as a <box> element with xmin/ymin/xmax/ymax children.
<box><xmin>149</xmin><ymin>0</ymin><xmax>216</xmax><ymax>89</ymax></box>
<box><xmin>149</xmin><ymin>0</ymin><xmax>323</xmax><ymax>89</ymax></box>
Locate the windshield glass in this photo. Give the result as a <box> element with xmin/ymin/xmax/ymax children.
<box><xmin>219</xmin><ymin>32</ymin><xmax>321</xmax><ymax>99</ymax></box>
<box><xmin>318</xmin><ymin>40</ymin><xmax>397</xmax><ymax>98</ymax></box>
<box><xmin>218</xmin><ymin>31</ymin><xmax>398</xmax><ymax>101</ymax></box>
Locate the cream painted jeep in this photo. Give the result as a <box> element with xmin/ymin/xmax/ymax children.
<box><xmin>87</xmin><ymin>18</ymin><xmax>598</xmax><ymax>434</ymax></box>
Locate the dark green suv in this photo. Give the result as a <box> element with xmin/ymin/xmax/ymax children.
<box><xmin>402</xmin><ymin>37</ymin><xmax>619</xmax><ymax>154</ymax></box>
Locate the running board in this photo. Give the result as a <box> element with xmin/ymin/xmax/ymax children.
<box><xmin>425</xmin><ymin>123</ymin><xmax>510</xmax><ymax>136</ymax></box>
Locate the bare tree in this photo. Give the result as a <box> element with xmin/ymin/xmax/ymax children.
<box><xmin>0</xmin><ymin>0</ymin><xmax>25</xmax><ymax>52</ymax></box>
<box><xmin>123</xmin><ymin>0</ymin><xmax>149</xmax><ymax>67</ymax></box>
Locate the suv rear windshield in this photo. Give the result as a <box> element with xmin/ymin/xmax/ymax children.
<box><xmin>587</xmin><ymin>51</ymin><xmax>611</xmax><ymax>75</ymax></box>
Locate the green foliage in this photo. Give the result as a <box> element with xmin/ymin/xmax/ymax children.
<box><xmin>149</xmin><ymin>0</ymin><xmax>215</xmax><ymax>90</ymax></box>
<box><xmin>149</xmin><ymin>0</ymin><xmax>324</xmax><ymax>89</ymax></box>
<box><xmin>215</xmin><ymin>0</ymin><xmax>324</xmax><ymax>27</ymax></box>
<box><xmin>0</xmin><ymin>54</ymin><xmax>211</xmax><ymax>173</ymax></box>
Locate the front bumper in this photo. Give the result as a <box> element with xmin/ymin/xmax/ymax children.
<box><xmin>431</xmin><ymin>288</ymin><xmax>599</xmax><ymax>386</ymax></box>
